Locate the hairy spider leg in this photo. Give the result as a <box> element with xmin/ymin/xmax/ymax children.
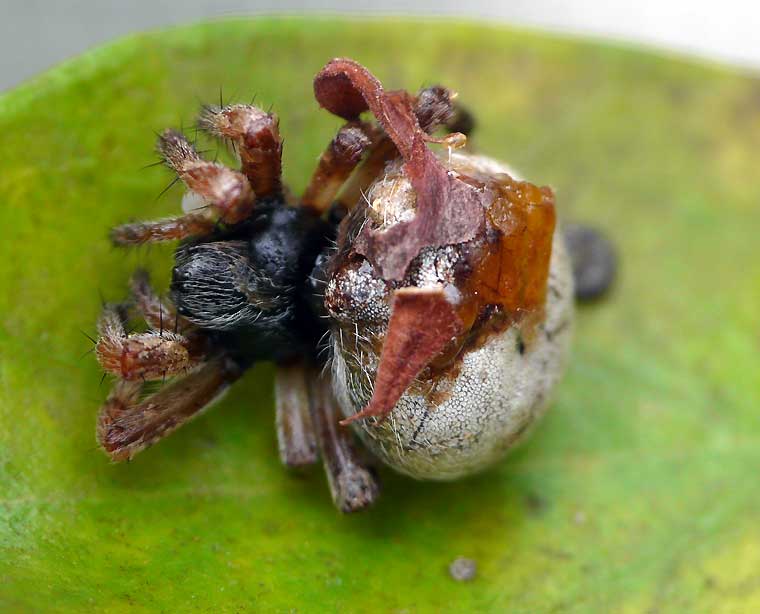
<box><xmin>334</xmin><ymin>135</ymin><xmax>397</xmax><ymax>212</ymax></box>
<box><xmin>308</xmin><ymin>371</ymin><xmax>380</xmax><ymax>512</ymax></box>
<box><xmin>95</xmin><ymin>303</ymin><xmax>203</xmax><ymax>381</ymax></box>
<box><xmin>110</xmin><ymin>130</ymin><xmax>256</xmax><ymax>245</ymax></box>
<box><xmin>198</xmin><ymin>104</ymin><xmax>283</xmax><ymax>199</ymax></box>
<box><xmin>274</xmin><ymin>364</ymin><xmax>319</xmax><ymax>467</ymax></box>
<box><xmin>129</xmin><ymin>268</ymin><xmax>197</xmax><ymax>334</ymax></box>
<box><xmin>300</xmin><ymin>121</ymin><xmax>376</xmax><ymax>214</ymax></box>
<box><xmin>333</xmin><ymin>85</ymin><xmax>466</xmax><ymax>212</ymax></box>
<box><xmin>97</xmin><ymin>357</ymin><xmax>242</xmax><ymax>461</ymax></box>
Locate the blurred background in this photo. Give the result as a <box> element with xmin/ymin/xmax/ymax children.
<box><xmin>2</xmin><ymin>0</ymin><xmax>758</xmax><ymax>91</ymax></box>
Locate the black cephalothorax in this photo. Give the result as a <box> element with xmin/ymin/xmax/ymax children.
<box><xmin>170</xmin><ymin>201</ymin><xmax>332</xmax><ymax>367</ymax></box>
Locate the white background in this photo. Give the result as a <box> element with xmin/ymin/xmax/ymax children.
<box><xmin>1</xmin><ymin>0</ymin><xmax>758</xmax><ymax>91</ymax></box>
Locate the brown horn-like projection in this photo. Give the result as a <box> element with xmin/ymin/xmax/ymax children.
<box><xmin>314</xmin><ymin>58</ymin><xmax>486</xmax><ymax>281</ymax></box>
<box><xmin>340</xmin><ymin>287</ymin><xmax>464</xmax><ymax>425</ymax></box>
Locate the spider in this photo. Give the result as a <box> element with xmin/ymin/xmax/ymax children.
<box><xmin>94</xmin><ymin>58</ymin><xmax>615</xmax><ymax>512</ymax></box>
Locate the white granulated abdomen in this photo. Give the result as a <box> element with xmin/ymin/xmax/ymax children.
<box><xmin>328</xmin><ymin>153</ymin><xmax>575</xmax><ymax>480</ymax></box>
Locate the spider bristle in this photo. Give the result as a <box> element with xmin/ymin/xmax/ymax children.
<box><xmin>80</xmin><ymin>329</ymin><xmax>98</xmax><ymax>345</ymax></box>
<box><xmin>197</xmin><ymin>105</ymin><xmax>227</xmax><ymax>139</ymax></box>
<box><xmin>79</xmin><ymin>346</ymin><xmax>96</xmax><ymax>360</ymax></box>
<box><xmin>155</xmin><ymin>175</ymin><xmax>181</xmax><ymax>200</ymax></box>
<box><xmin>140</xmin><ymin>159</ymin><xmax>166</xmax><ymax>170</ymax></box>
<box><xmin>201</xmin><ymin>102</ymin><xmax>221</xmax><ymax>115</ymax></box>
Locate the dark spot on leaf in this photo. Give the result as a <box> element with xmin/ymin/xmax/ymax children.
<box><xmin>525</xmin><ymin>492</ymin><xmax>548</xmax><ymax>515</ymax></box>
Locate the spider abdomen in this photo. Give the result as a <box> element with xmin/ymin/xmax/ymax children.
<box><xmin>326</xmin><ymin>153</ymin><xmax>575</xmax><ymax>479</ymax></box>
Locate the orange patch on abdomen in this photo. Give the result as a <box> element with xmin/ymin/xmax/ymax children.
<box><xmin>456</xmin><ymin>172</ymin><xmax>556</xmax><ymax>332</ymax></box>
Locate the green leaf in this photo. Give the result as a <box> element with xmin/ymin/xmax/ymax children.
<box><xmin>2</xmin><ymin>17</ymin><xmax>759</xmax><ymax>613</ymax></box>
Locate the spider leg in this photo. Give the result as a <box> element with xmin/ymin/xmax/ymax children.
<box><xmin>334</xmin><ymin>86</ymin><xmax>464</xmax><ymax>211</ymax></box>
<box><xmin>446</xmin><ymin>101</ymin><xmax>475</xmax><ymax>137</ymax></box>
<box><xmin>274</xmin><ymin>364</ymin><xmax>319</xmax><ymax>467</ymax></box>
<box><xmin>333</xmin><ymin>134</ymin><xmax>397</xmax><ymax>211</ymax></box>
<box><xmin>415</xmin><ymin>85</ymin><xmax>475</xmax><ymax>136</ymax></box>
<box><xmin>415</xmin><ymin>85</ymin><xmax>457</xmax><ymax>133</ymax></box>
<box><xmin>110</xmin><ymin>130</ymin><xmax>256</xmax><ymax>245</ymax></box>
<box><xmin>97</xmin><ymin>357</ymin><xmax>242</xmax><ymax>461</ymax></box>
<box><xmin>129</xmin><ymin>269</ymin><xmax>196</xmax><ymax>334</ymax></box>
<box><xmin>300</xmin><ymin>121</ymin><xmax>375</xmax><ymax>214</ymax></box>
<box><xmin>97</xmin><ymin>378</ymin><xmax>143</xmax><ymax>447</ymax></box>
<box><xmin>95</xmin><ymin>304</ymin><xmax>202</xmax><ymax>381</ymax></box>
<box><xmin>308</xmin><ymin>371</ymin><xmax>380</xmax><ymax>513</ymax></box>
<box><xmin>110</xmin><ymin>214</ymin><xmax>219</xmax><ymax>246</ymax></box>
<box><xmin>198</xmin><ymin>104</ymin><xmax>283</xmax><ymax>199</ymax></box>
